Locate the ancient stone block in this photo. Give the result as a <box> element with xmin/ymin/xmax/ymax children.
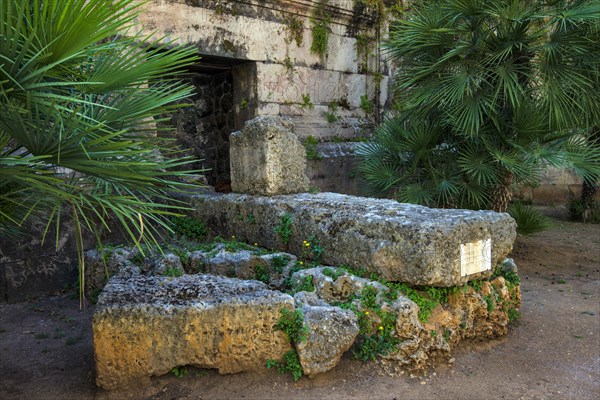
<box><xmin>191</xmin><ymin>192</ymin><xmax>517</xmax><ymax>286</ymax></box>
<box><xmin>93</xmin><ymin>272</ymin><xmax>293</xmax><ymax>389</ymax></box>
<box><xmin>229</xmin><ymin>116</ymin><xmax>310</xmax><ymax>195</ymax></box>
<box><xmin>293</xmin><ymin>292</ymin><xmax>359</xmax><ymax>378</ymax></box>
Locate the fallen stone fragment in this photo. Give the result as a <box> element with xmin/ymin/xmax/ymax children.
<box><xmin>191</xmin><ymin>192</ymin><xmax>517</xmax><ymax>286</ymax></box>
<box><xmin>293</xmin><ymin>292</ymin><xmax>359</xmax><ymax>377</ymax></box>
<box><xmin>93</xmin><ymin>272</ymin><xmax>293</xmax><ymax>389</ymax></box>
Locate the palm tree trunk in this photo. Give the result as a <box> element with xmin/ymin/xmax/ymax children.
<box><xmin>581</xmin><ymin>127</ymin><xmax>599</xmax><ymax>208</ymax></box>
<box><xmin>490</xmin><ymin>172</ymin><xmax>513</xmax><ymax>213</ymax></box>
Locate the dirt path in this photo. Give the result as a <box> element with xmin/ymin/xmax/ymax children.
<box><xmin>1</xmin><ymin>215</ymin><xmax>598</xmax><ymax>400</ymax></box>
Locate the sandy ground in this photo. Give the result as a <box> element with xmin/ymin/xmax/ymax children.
<box><xmin>1</xmin><ymin>211</ymin><xmax>599</xmax><ymax>400</ymax></box>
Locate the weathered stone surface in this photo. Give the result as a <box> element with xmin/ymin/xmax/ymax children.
<box><xmin>84</xmin><ymin>244</ymin><xmax>298</xmax><ymax>297</ymax></box>
<box><xmin>191</xmin><ymin>192</ymin><xmax>517</xmax><ymax>286</ymax></box>
<box><xmin>287</xmin><ymin>265</ymin><xmax>521</xmax><ymax>372</ymax></box>
<box><xmin>229</xmin><ymin>116</ymin><xmax>310</xmax><ymax>195</ymax></box>
<box><xmin>93</xmin><ymin>272</ymin><xmax>293</xmax><ymax>389</ymax></box>
<box><xmin>293</xmin><ymin>292</ymin><xmax>359</xmax><ymax>378</ymax></box>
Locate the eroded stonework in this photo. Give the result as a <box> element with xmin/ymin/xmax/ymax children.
<box><xmin>191</xmin><ymin>192</ymin><xmax>517</xmax><ymax>286</ymax></box>
<box><xmin>90</xmin><ymin>245</ymin><xmax>521</xmax><ymax>389</ymax></box>
<box><xmin>230</xmin><ymin>116</ymin><xmax>310</xmax><ymax>195</ymax></box>
<box><xmin>93</xmin><ymin>271</ymin><xmax>293</xmax><ymax>389</ymax></box>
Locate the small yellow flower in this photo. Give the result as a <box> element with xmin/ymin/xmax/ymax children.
<box><xmin>254</xmin><ymin>243</ymin><xmax>258</xmax><ymax>246</ymax></box>
<box><xmin>305</xmin><ymin>242</ymin><xmax>310</xmax><ymax>247</ymax></box>
<box><xmin>299</xmin><ymin>261</ymin><xmax>304</xmax><ymax>265</ymax></box>
<box><xmin>365</xmin><ymin>311</ymin><xmax>369</xmax><ymax>315</ymax></box>
<box><xmin>378</xmin><ymin>326</ymin><xmax>384</xmax><ymax>331</ymax></box>
<box><xmin>303</xmin><ymin>240</ymin><xmax>307</xmax><ymax>243</ymax></box>
<box><xmin>231</xmin><ymin>235</ymin><xmax>236</xmax><ymax>239</ymax></box>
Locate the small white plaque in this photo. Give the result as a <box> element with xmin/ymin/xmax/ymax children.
<box><xmin>460</xmin><ymin>239</ymin><xmax>492</xmax><ymax>276</ymax></box>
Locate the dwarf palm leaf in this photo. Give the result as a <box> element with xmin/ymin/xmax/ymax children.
<box><xmin>360</xmin><ymin>0</ymin><xmax>600</xmax><ymax>212</ymax></box>
<box><xmin>0</xmin><ymin>0</ymin><xmax>201</xmax><ymax>305</ymax></box>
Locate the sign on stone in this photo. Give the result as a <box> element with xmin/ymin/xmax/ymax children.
<box><xmin>460</xmin><ymin>239</ymin><xmax>492</xmax><ymax>276</ymax></box>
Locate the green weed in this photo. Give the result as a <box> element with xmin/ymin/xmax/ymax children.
<box><xmin>303</xmin><ymin>135</ymin><xmax>322</xmax><ymax>160</ymax></box>
<box><xmin>266</xmin><ymin>349</ymin><xmax>303</xmax><ymax>381</ymax></box>
<box><xmin>274</xmin><ymin>214</ymin><xmax>293</xmax><ymax>245</ymax></box>
<box><xmin>301</xmin><ymin>93</ymin><xmax>314</xmax><ymax>110</ymax></box>
<box><xmin>171</xmin><ymin>216</ymin><xmax>207</xmax><ymax>240</ymax></box>
<box><xmin>163</xmin><ymin>267</ymin><xmax>183</xmax><ymax>278</ymax></box>
<box><xmin>508</xmin><ymin>308</ymin><xmax>520</xmax><ymax>323</ymax></box>
<box><xmin>294</xmin><ymin>275</ymin><xmax>315</xmax><ymax>293</ymax></box>
<box><xmin>274</xmin><ymin>308</ymin><xmax>308</xmax><ymax>344</ymax></box>
<box><xmin>254</xmin><ymin>264</ymin><xmax>270</xmax><ymax>284</ymax></box>
<box><xmin>171</xmin><ymin>366</ymin><xmax>188</xmax><ymax>378</ymax></box>
<box><xmin>271</xmin><ymin>255</ymin><xmax>291</xmax><ymax>274</ymax></box>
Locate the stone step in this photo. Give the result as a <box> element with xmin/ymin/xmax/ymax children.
<box><xmin>191</xmin><ymin>192</ymin><xmax>516</xmax><ymax>286</ymax></box>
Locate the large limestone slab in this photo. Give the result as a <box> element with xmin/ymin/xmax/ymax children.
<box><xmin>230</xmin><ymin>116</ymin><xmax>310</xmax><ymax>195</ymax></box>
<box><xmin>93</xmin><ymin>272</ymin><xmax>293</xmax><ymax>389</ymax></box>
<box><xmin>191</xmin><ymin>192</ymin><xmax>516</xmax><ymax>286</ymax></box>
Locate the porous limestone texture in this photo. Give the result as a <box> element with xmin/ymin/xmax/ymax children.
<box><xmin>229</xmin><ymin>116</ymin><xmax>310</xmax><ymax>195</ymax></box>
<box><xmin>288</xmin><ymin>267</ymin><xmax>521</xmax><ymax>371</ymax></box>
<box><xmin>84</xmin><ymin>244</ymin><xmax>297</xmax><ymax>297</ymax></box>
<box><xmin>191</xmin><ymin>192</ymin><xmax>517</xmax><ymax>286</ymax></box>
<box><xmin>93</xmin><ymin>271</ymin><xmax>293</xmax><ymax>390</ymax></box>
<box><xmin>293</xmin><ymin>292</ymin><xmax>359</xmax><ymax>378</ymax></box>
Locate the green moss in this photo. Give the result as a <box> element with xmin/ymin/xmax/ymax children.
<box><xmin>322</xmin><ymin>267</ymin><xmax>345</xmax><ymax>281</ymax></box>
<box><xmin>169</xmin><ymin>246</ymin><xmax>190</xmax><ymax>265</ymax></box>
<box><xmin>508</xmin><ymin>308</ymin><xmax>520</xmax><ymax>323</ymax></box>
<box><xmin>483</xmin><ymin>294</ymin><xmax>495</xmax><ymax>312</ymax></box>
<box><xmin>222</xmin><ymin>239</ymin><xmax>256</xmax><ymax>252</ymax></box>
<box><xmin>163</xmin><ymin>267</ymin><xmax>183</xmax><ymax>278</ymax></box>
<box><xmin>284</xmin><ymin>15</ymin><xmax>304</xmax><ymax>47</ymax></box>
<box><xmin>469</xmin><ymin>280</ymin><xmax>483</xmax><ymax>292</ymax></box>
<box><xmin>492</xmin><ymin>267</ymin><xmax>521</xmax><ymax>285</ymax></box>
<box><xmin>223</xmin><ymin>39</ymin><xmax>237</xmax><ymax>54</ymax></box>
<box><xmin>387</xmin><ymin>283</ymin><xmax>437</xmax><ymax>323</ymax></box>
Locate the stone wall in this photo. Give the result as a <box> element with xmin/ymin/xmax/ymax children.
<box><xmin>0</xmin><ymin>215</ymin><xmax>101</xmax><ymax>303</ymax></box>
<box><xmin>134</xmin><ymin>0</ymin><xmax>390</xmax><ymax>190</ymax></box>
<box><xmin>516</xmin><ymin>166</ymin><xmax>599</xmax><ymax>206</ymax></box>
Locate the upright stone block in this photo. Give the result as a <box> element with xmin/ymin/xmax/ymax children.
<box><xmin>229</xmin><ymin>116</ymin><xmax>310</xmax><ymax>195</ymax></box>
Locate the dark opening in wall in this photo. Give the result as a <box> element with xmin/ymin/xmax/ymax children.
<box><xmin>160</xmin><ymin>55</ymin><xmax>257</xmax><ymax>191</ymax></box>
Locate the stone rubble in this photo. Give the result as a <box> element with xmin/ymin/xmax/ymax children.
<box><xmin>91</xmin><ymin>245</ymin><xmax>520</xmax><ymax>389</ymax></box>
